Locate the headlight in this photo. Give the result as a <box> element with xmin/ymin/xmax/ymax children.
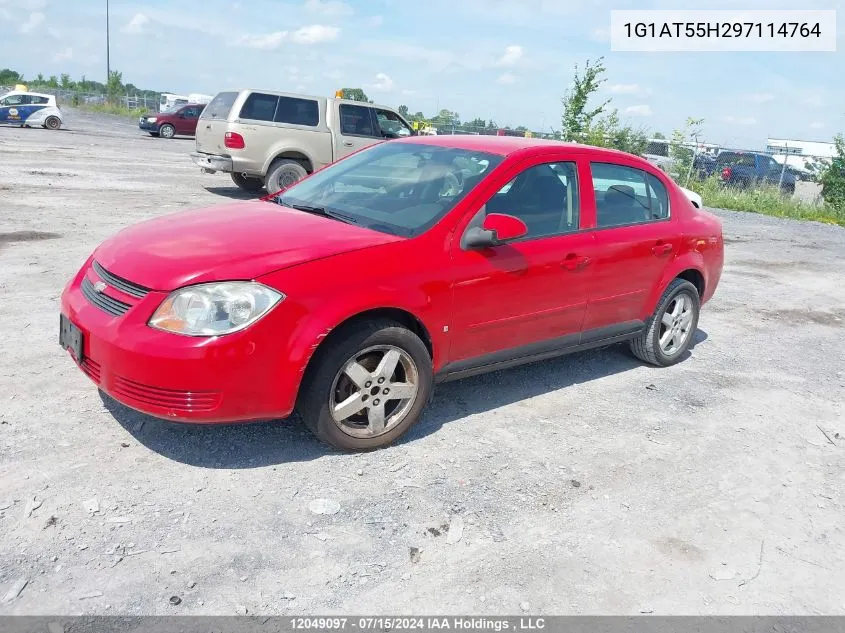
<box><xmin>149</xmin><ymin>282</ymin><xmax>284</xmax><ymax>336</ymax></box>
<box><xmin>147</xmin><ymin>117</ymin><xmax>157</xmax><ymax>123</ymax></box>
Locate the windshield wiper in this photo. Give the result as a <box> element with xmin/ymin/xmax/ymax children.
<box><xmin>280</xmin><ymin>201</ymin><xmax>358</xmax><ymax>225</ymax></box>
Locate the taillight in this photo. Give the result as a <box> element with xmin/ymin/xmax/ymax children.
<box><xmin>720</xmin><ymin>167</ymin><xmax>732</xmax><ymax>180</ymax></box>
<box><xmin>224</xmin><ymin>132</ymin><xmax>245</xmax><ymax>149</ymax></box>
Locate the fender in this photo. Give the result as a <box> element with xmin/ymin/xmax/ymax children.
<box><xmin>261</xmin><ymin>144</ymin><xmax>324</xmax><ymax>176</ymax></box>
<box><xmin>642</xmin><ymin>247</ymin><xmax>706</xmax><ymax>319</ymax></box>
<box><xmin>270</xmin><ymin>286</ymin><xmax>443</xmax><ymax>415</ymax></box>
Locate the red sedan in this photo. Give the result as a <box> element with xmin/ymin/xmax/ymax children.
<box><xmin>59</xmin><ymin>136</ymin><xmax>724</xmax><ymax>450</ymax></box>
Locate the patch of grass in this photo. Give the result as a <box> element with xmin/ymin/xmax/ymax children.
<box><xmin>78</xmin><ymin>103</ymin><xmax>148</xmax><ymax>118</ymax></box>
<box><xmin>687</xmin><ymin>176</ymin><xmax>845</xmax><ymax>227</ymax></box>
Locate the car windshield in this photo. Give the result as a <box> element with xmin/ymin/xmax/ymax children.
<box><xmin>275</xmin><ymin>142</ymin><xmax>503</xmax><ymax>237</ymax></box>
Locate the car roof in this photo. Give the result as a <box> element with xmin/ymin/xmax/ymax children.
<box><xmin>394</xmin><ymin>134</ymin><xmax>651</xmax><ymax>162</ymax></box>
<box><xmin>2</xmin><ymin>90</ymin><xmax>54</xmax><ymax>99</ymax></box>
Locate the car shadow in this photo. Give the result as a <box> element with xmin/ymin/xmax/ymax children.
<box><xmin>203</xmin><ymin>186</ymin><xmax>263</xmax><ymax>201</ymax></box>
<box><xmin>103</xmin><ymin>330</ymin><xmax>708</xmax><ymax>468</ymax></box>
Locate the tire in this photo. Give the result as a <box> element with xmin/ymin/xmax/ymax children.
<box><xmin>297</xmin><ymin>320</ymin><xmax>433</xmax><ymax>451</ymax></box>
<box><xmin>231</xmin><ymin>172</ymin><xmax>265</xmax><ymax>193</ymax></box>
<box><xmin>159</xmin><ymin>124</ymin><xmax>175</xmax><ymax>139</ymax></box>
<box><xmin>629</xmin><ymin>278</ymin><xmax>700</xmax><ymax>367</ymax></box>
<box><xmin>44</xmin><ymin>116</ymin><xmax>61</xmax><ymax>130</ymax></box>
<box><xmin>265</xmin><ymin>159</ymin><xmax>308</xmax><ymax>194</ymax></box>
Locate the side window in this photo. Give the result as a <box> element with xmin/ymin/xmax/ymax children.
<box><xmin>238</xmin><ymin>92</ymin><xmax>280</xmax><ymax>122</ymax></box>
<box><xmin>31</xmin><ymin>96</ymin><xmax>49</xmax><ymax>104</ymax></box>
<box><xmin>482</xmin><ymin>162</ymin><xmax>580</xmax><ymax>240</ymax></box>
<box><xmin>767</xmin><ymin>157</ymin><xmax>780</xmax><ymax>171</ymax></box>
<box><xmin>592</xmin><ymin>162</ymin><xmax>655</xmax><ymax>228</ymax></box>
<box><xmin>646</xmin><ymin>173</ymin><xmax>670</xmax><ymax>220</ymax></box>
<box><xmin>375</xmin><ymin>109</ymin><xmax>412</xmax><ymax>138</ymax></box>
<box><xmin>339</xmin><ymin>104</ymin><xmax>376</xmax><ymax>137</ymax></box>
<box><xmin>274</xmin><ymin>96</ymin><xmax>319</xmax><ymax>126</ymax></box>
<box><xmin>2</xmin><ymin>94</ymin><xmax>26</xmax><ymax>106</ymax></box>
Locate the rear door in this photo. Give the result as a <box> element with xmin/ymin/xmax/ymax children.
<box><xmin>582</xmin><ymin>162</ymin><xmax>680</xmax><ymax>333</ymax></box>
<box><xmin>195</xmin><ymin>91</ymin><xmax>239</xmax><ymax>154</ymax></box>
<box><xmin>333</xmin><ymin>102</ymin><xmax>383</xmax><ymax>159</ymax></box>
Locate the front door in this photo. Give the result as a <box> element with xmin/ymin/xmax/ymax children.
<box><xmin>177</xmin><ymin>106</ymin><xmax>200</xmax><ymax>135</ymax></box>
<box><xmin>333</xmin><ymin>103</ymin><xmax>382</xmax><ymax>159</ymax></box>
<box><xmin>449</xmin><ymin>157</ymin><xmax>595</xmax><ymax>364</ymax></box>
<box><xmin>582</xmin><ymin>161</ymin><xmax>679</xmax><ymax>332</ymax></box>
<box><xmin>0</xmin><ymin>94</ymin><xmax>28</xmax><ymax>124</ymax></box>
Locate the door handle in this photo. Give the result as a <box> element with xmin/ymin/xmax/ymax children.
<box><xmin>562</xmin><ymin>254</ymin><xmax>591</xmax><ymax>271</ymax></box>
<box><xmin>343</xmin><ymin>141</ymin><xmax>354</xmax><ymax>147</ymax></box>
<box><xmin>652</xmin><ymin>243</ymin><xmax>673</xmax><ymax>256</ymax></box>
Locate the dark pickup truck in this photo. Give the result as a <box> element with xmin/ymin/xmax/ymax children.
<box><xmin>714</xmin><ymin>151</ymin><xmax>796</xmax><ymax>195</ymax></box>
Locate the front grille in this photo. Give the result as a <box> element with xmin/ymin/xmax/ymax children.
<box><xmin>81</xmin><ymin>277</ymin><xmax>131</xmax><ymax>316</ymax></box>
<box><xmin>92</xmin><ymin>261</ymin><xmax>150</xmax><ymax>299</ymax></box>
<box><xmin>112</xmin><ymin>375</ymin><xmax>221</xmax><ymax>412</ymax></box>
<box><xmin>81</xmin><ymin>358</ymin><xmax>101</xmax><ymax>383</ymax></box>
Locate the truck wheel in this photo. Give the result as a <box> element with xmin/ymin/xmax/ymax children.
<box><xmin>44</xmin><ymin>116</ymin><xmax>61</xmax><ymax>130</ymax></box>
<box><xmin>266</xmin><ymin>159</ymin><xmax>308</xmax><ymax>194</ymax></box>
<box><xmin>159</xmin><ymin>124</ymin><xmax>175</xmax><ymax>139</ymax></box>
<box><xmin>231</xmin><ymin>172</ymin><xmax>264</xmax><ymax>193</ymax></box>
<box><xmin>297</xmin><ymin>320</ymin><xmax>433</xmax><ymax>451</ymax></box>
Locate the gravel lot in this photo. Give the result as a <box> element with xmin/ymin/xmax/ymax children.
<box><xmin>1</xmin><ymin>110</ymin><xmax>843</xmax><ymax>616</ymax></box>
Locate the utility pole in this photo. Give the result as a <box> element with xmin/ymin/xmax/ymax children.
<box><xmin>106</xmin><ymin>0</ymin><xmax>111</xmax><ymax>90</ymax></box>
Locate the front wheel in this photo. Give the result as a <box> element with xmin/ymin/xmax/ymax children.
<box><xmin>159</xmin><ymin>124</ymin><xmax>175</xmax><ymax>139</ymax></box>
<box><xmin>231</xmin><ymin>172</ymin><xmax>264</xmax><ymax>193</ymax></box>
<box><xmin>629</xmin><ymin>278</ymin><xmax>700</xmax><ymax>367</ymax></box>
<box><xmin>44</xmin><ymin>116</ymin><xmax>61</xmax><ymax>130</ymax></box>
<box><xmin>298</xmin><ymin>321</ymin><xmax>433</xmax><ymax>451</ymax></box>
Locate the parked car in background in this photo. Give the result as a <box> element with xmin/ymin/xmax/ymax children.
<box><xmin>60</xmin><ymin>136</ymin><xmax>723</xmax><ymax>451</ymax></box>
<box><xmin>716</xmin><ymin>151</ymin><xmax>796</xmax><ymax>195</ymax></box>
<box><xmin>190</xmin><ymin>89</ymin><xmax>414</xmax><ymax>193</ymax></box>
<box><xmin>0</xmin><ymin>90</ymin><xmax>63</xmax><ymax>129</ymax></box>
<box><xmin>139</xmin><ymin>103</ymin><xmax>205</xmax><ymax>139</ymax></box>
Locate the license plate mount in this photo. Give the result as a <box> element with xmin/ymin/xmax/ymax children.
<box><xmin>59</xmin><ymin>314</ymin><xmax>84</xmax><ymax>363</ymax></box>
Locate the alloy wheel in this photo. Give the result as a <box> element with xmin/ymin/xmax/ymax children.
<box><xmin>659</xmin><ymin>293</ymin><xmax>694</xmax><ymax>356</ymax></box>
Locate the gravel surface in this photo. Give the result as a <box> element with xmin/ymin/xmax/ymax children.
<box><xmin>1</xmin><ymin>110</ymin><xmax>843</xmax><ymax>615</ymax></box>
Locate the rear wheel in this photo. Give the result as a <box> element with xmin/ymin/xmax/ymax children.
<box><xmin>231</xmin><ymin>172</ymin><xmax>264</xmax><ymax>193</ymax></box>
<box><xmin>44</xmin><ymin>116</ymin><xmax>61</xmax><ymax>130</ymax></box>
<box><xmin>298</xmin><ymin>320</ymin><xmax>433</xmax><ymax>451</ymax></box>
<box><xmin>630</xmin><ymin>278</ymin><xmax>700</xmax><ymax>367</ymax></box>
<box><xmin>265</xmin><ymin>159</ymin><xmax>308</xmax><ymax>194</ymax></box>
<box><xmin>159</xmin><ymin>124</ymin><xmax>175</xmax><ymax>139</ymax></box>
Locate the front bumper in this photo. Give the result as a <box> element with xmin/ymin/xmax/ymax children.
<box><xmin>139</xmin><ymin>119</ymin><xmax>159</xmax><ymax>131</ymax></box>
<box><xmin>190</xmin><ymin>152</ymin><xmax>234</xmax><ymax>174</ymax></box>
<box><xmin>59</xmin><ymin>259</ymin><xmax>294</xmax><ymax>423</ymax></box>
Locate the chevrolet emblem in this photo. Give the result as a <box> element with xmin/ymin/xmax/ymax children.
<box><xmin>93</xmin><ymin>280</ymin><xmax>107</xmax><ymax>293</ymax></box>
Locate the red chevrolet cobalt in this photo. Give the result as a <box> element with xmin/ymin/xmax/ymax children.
<box><xmin>60</xmin><ymin>136</ymin><xmax>724</xmax><ymax>450</ymax></box>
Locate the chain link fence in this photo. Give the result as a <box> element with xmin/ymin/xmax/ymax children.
<box><xmin>0</xmin><ymin>85</ymin><xmax>161</xmax><ymax>111</ymax></box>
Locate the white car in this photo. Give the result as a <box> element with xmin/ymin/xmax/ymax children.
<box><xmin>0</xmin><ymin>90</ymin><xmax>63</xmax><ymax>130</ymax></box>
<box><xmin>680</xmin><ymin>186</ymin><xmax>703</xmax><ymax>208</ymax></box>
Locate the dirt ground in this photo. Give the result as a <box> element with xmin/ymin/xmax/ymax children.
<box><xmin>0</xmin><ymin>110</ymin><xmax>843</xmax><ymax>616</ymax></box>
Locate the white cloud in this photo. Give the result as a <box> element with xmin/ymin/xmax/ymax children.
<box><xmin>803</xmin><ymin>95</ymin><xmax>824</xmax><ymax>107</ymax></box>
<box><xmin>496</xmin><ymin>45</ymin><xmax>523</xmax><ymax>68</ymax></box>
<box><xmin>53</xmin><ymin>47</ymin><xmax>73</xmax><ymax>63</ymax></box>
<box><xmin>496</xmin><ymin>72</ymin><xmax>516</xmax><ymax>85</ymax></box>
<box><xmin>721</xmin><ymin>115</ymin><xmax>757</xmax><ymax>125</ymax></box>
<box><xmin>745</xmin><ymin>93</ymin><xmax>775</xmax><ymax>103</ymax></box>
<box><xmin>359</xmin><ymin>40</ymin><xmax>455</xmax><ymax>72</ymax></box>
<box><xmin>233</xmin><ymin>24</ymin><xmax>338</xmax><ymax>49</ymax></box>
<box><xmin>0</xmin><ymin>7</ymin><xmax>12</xmax><ymax>20</ymax></box>
<box><xmin>290</xmin><ymin>24</ymin><xmax>339</xmax><ymax>43</ymax></box>
<box><xmin>401</xmin><ymin>89</ymin><xmax>418</xmax><ymax>96</ymax></box>
<box><xmin>19</xmin><ymin>11</ymin><xmax>44</xmax><ymax>33</ymax></box>
<box><xmin>608</xmin><ymin>83</ymin><xmax>641</xmax><ymax>94</ymax></box>
<box><xmin>366</xmin><ymin>15</ymin><xmax>384</xmax><ymax>27</ymax></box>
<box><xmin>324</xmin><ymin>69</ymin><xmax>343</xmax><ymax>80</ymax></box>
<box><xmin>121</xmin><ymin>13</ymin><xmax>149</xmax><ymax>34</ymax></box>
<box><xmin>624</xmin><ymin>104</ymin><xmax>652</xmax><ymax>116</ymax></box>
<box><xmin>809</xmin><ymin>121</ymin><xmax>825</xmax><ymax>129</ymax></box>
<box><xmin>304</xmin><ymin>0</ymin><xmax>353</xmax><ymax>17</ymax></box>
<box><xmin>366</xmin><ymin>72</ymin><xmax>394</xmax><ymax>92</ymax></box>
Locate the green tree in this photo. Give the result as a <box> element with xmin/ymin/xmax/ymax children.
<box><xmin>653</xmin><ymin>131</ymin><xmax>666</xmax><ymax>139</ymax></box>
<box><xmin>560</xmin><ymin>57</ymin><xmax>611</xmax><ymax>142</ymax></box>
<box><xmin>669</xmin><ymin>117</ymin><xmax>705</xmax><ymax>183</ymax></box>
<box><xmin>397</xmin><ymin>104</ymin><xmax>409</xmax><ymax>117</ymax></box>
<box><xmin>106</xmin><ymin>70</ymin><xmax>123</xmax><ymax>103</ymax></box>
<box><xmin>0</xmin><ymin>68</ymin><xmax>25</xmax><ymax>84</ymax></box>
<box><xmin>820</xmin><ymin>133</ymin><xmax>845</xmax><ymax>213</ymax></box>
<box><xmin>35</xmin><ymin>73</ymin><xmax>45</xmax><ymax>84</ymax></box>
<box><xmin>340</xmin><ymin>88</ymin><xmax>370</xmax><ymax>102</ymax></box>
<box><xmin>59</xmin><ymin>73</ymin><xmax>72</xmax><ymax>89</ymax></box>
<box><xmin>47</xmin><ymin>75</ymin><xmax>59</xmax><ymax>88</ymax></box>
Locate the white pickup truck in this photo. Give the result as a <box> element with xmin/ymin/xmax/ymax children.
<box><xmin>190</xmin><ymin>89</ymin><xmax>414</xmax><ymax>193</ymax></box>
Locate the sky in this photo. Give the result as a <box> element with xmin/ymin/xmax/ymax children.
<box><xmin>0</xmin><ymin>0</ymin><xmax>843</xmax><ymax>148</ymax></box>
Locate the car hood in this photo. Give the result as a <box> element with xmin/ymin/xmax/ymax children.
<box><xmin>93</xmin><ymin>200</ymin><xmax>403</xmax><ymax>291</ymax></box>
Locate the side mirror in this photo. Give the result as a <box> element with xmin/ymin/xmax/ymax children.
<box><xmin>464</xmin><ymin>213</ymin><xmax>528</xmax><ymax>248</ymax></box>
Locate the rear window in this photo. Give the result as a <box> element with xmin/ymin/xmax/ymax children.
<box><xmin>239</xmin><ymin>93</ymin><xmax>279</xmax><ymax>122</ymax></box>
<box><xmin>717</xmin><ymin>152</ymin><xmax>756</xmax><ymax>167</ymax></box>
<box><xmin>274</xmin><ymin>96</ymin><xmax>319</xmax><ymax>126</ymax></box>
<box><xmin>201</xmin><ymin>92</ymin><xmax>238</xmax><ymax>119</ymax></box>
